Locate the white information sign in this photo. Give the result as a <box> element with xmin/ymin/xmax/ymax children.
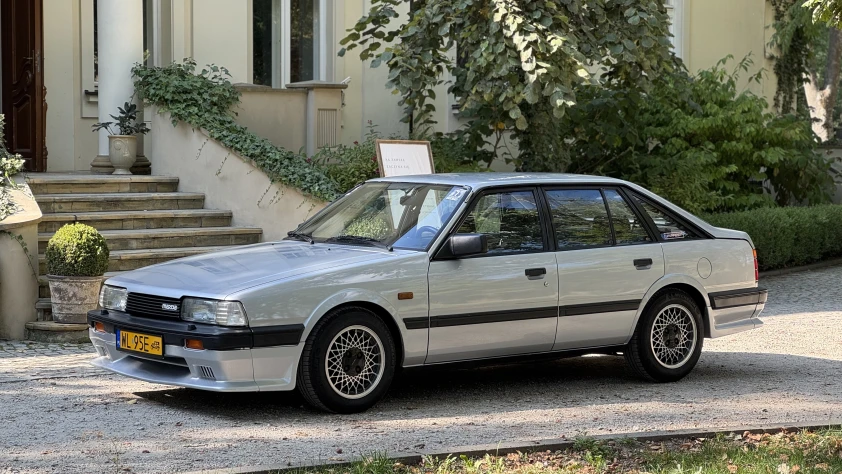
<box><xmin>375</xmin><ymin>140</ymin><xmax>435</xmax><ymax>177</ymax></box>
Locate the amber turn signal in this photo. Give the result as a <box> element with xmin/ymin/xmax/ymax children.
<box><xmin>94</xmin><ymin>322</ymin><xmax>106</xmax><ymax>333</ymax></box>
<box><xmin>397</xmin><ymin>292</ymin><xmax>414</xmax><ymax>300</ymax></box>
<box><xmin>185</xmin><ymin>339</ymin><xmax>204</xmax><ymax>350</ymax></box>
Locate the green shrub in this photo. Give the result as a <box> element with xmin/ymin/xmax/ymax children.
<box><xmin>705</xmin><ymin>205</ymin><xmax>842</xmax><ymax>270</ymax></box>
<box><xmin>312</xmin><ymin>126</ymin><xmax>380</xmax><ymax>194</ymax></box>
<box><xmin>561</xmin><ymin>56</ymin><xmax>833</xmax><ymax>214</ymax></box>
<box><xmin>46</xmin><ymin>223</ymin><xmax>110</xmax><ymax>277</ymax></box>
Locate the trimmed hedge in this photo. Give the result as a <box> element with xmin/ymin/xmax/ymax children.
<box><xmin>705</xmin><ymin>205</ymin><xmax>842</xmax><ymax>271</ymax></box>
<box><xmin>46</xmin><ymin>223</ymin><xmax>110</xmax><ymax>277</ymax></box>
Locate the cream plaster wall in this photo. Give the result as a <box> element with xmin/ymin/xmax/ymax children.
<box><xmin>234</xmin><ymin>86</ymin><xmax>308</xmax><ymax>152</ymax></box>
<box><xmin>683</xmin><ymin>0</ymin><xmax>776</xmax><ymax>103</ymax></box>
<box><xmin>149</xmin><ymin>109</ymin><xmax>326</xmax><ymax>242</ymax></box>
<box><xmin>191</xmin><ymin>0</ymin><xmax>252</xmax><ymax>84</ymax></box>
<box><xmin>0</xmin><ymin>180</ymin><xmax>41</xmax><ymax>340</ymax></box>
<box><xmin>43</xmin><ymin>0</ymin><xmax>97</xmax><ymax>172</ymax></box>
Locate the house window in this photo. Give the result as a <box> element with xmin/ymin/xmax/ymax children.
<box><xmin>665</xmin><ymin>0</ymin><xmax>684</xmax><ymax>58</ymax></box>
<box><xmin>253</xmin><ymin>0</ymin><xmax>330</xmax><ymax>87</ymax></box>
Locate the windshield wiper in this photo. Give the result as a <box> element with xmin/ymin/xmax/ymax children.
<box><xmin>326</xmin><ymin>235</ymin><xmax>393</xmax><ymax>252</ymax></box>
<box><xmin>286</xmin><ymin>231</ymin><xmax>314</xmax><ymax>244</ymax></box>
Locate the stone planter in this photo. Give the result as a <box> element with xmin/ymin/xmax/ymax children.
<box><xmin>48</xmin><ymin>275</ymin><xmax>103</xmax><ymax>324</ymax></box>
<box><xmin>108</xmin><ymin>135</ymin><xmax>138</xmax><ymax>175</ymax></box>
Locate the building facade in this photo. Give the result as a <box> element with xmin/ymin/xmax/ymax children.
<box><xmin>3</xmin><ymin>0</ymin><xmax>777</xmax><ymax>173</ymax></box>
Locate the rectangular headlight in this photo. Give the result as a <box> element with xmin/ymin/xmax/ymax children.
<box><xmin>181</xmin><ymin>298</ymin><xmax>248</xmax><ymax>327</ymax></box>
<box><xmin>99</xmin><ymin>285</ymin><xmax>127</xmax><ymax>311</ymax></box>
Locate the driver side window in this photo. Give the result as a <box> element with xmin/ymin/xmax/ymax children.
<box><xmin>457</xmin><ymin>190</ymin><xmax>544</xmax><ymax>255</ymax></box>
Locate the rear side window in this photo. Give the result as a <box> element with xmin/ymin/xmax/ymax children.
<box><xmin>602</xmin><ymin>190</ymin><xmax>652</xmax><ymax>245</ymax></box>
<box><xmin>631</xmin><ymin>194</ymin><xmax>699</xmax><ymax>241</ymax></box>
<box><xmin>545</xmin><ymin>189</ymin><xmax>612</xmax><ymax>250</ymax></box>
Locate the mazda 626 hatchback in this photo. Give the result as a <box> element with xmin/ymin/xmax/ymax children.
<box><xmin>89</xmin><ymin>173</ymin><xmax>767</xmax><ymax>413</ymax></box>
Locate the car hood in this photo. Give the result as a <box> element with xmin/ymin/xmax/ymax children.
<box><xmin>106</xmin><ymin>241</ymin><xmax>403</xmax><ymax>299</ymax></box>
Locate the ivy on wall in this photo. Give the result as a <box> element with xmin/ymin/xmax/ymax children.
<box><xmin>132</xmin><ymin>60</ymin><xmax>339</xmax><ymax>202</ymax></box>
<box><xmin>769</xmin><ymin>0</ymin><xmax>817</xmax><ymax>116</ymax></box>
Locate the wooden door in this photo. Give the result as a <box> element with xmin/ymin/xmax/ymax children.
<box><xmin>1</xmin><ymin>0</ymin><xmax>46</xmax><ymax>172</ymax></box>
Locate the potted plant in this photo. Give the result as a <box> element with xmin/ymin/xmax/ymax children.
<box><xmin>46</xmin><ymin>223</ymin><xmax>110</xmax><ymax>324</ymax></box>
<box><xmin>91</xmin><ymin>101</ymin><xmax>150</xmax><ymax>175</ymax></box>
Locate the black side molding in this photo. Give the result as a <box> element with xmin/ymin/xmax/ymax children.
<box><xmin>560</xmin><ymin>299</ymin><xmax>641</xmax><ymax>317</ymax></box>
<box><xmin>403</xmin><ymin>300</ymin><xmax>642</xmax><ymax>329</ymax></box>
<box><xmin>708</xmin><ymin>287</ymin><xmax>768</xmax><ymax>310</ymax></box>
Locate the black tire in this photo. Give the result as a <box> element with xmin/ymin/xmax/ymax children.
<box><xmin>625</xmin><ymin>290</ymin><xmax>704</xmax><ymax>383</ymax></box>
<box><xmin>297</xmin><ymin>306</ymin><xmax>396</xmax><ymax>413</ymax></box>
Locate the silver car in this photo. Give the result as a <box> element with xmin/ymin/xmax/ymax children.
<box><xmin>88</xmin><ymin>174</ymin><xmax>767</xmax><ymax>413</ymax></box>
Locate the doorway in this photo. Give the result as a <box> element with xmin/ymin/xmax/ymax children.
<box><xmin>1</xmin><ymin>0</ymin><xmax>46</xmax><ymax>172</ymax></box>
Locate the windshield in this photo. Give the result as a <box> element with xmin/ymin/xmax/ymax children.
<box><xmin>293</xmin><ymin>182</ymin><xmax>468</xmax><ymax>251</ymax></box>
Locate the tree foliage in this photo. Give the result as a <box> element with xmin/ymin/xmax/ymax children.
<box><xmin>562</xmin><ymin>57</ymin><xmax>833</xmax><ymax>213</ymax></box>
<box><xmin>805</xmin><ymin>0</ymin><xmax>842</xmax><ymax>26</ymax></box>
<box><xmin>341</xmin><ymin>0</ymin><xmax>676</xmax><ymax>169</ymax></box>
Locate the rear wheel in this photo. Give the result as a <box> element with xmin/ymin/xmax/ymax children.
<box><xmin>297</xmin><ymin>306</ymin><xmax>396</xmax><ymax>413</ymax></box>
<box><xmin>625</xmin><ymin>290</ymin><xmax>703</xmax><ymax>382</ymax></box>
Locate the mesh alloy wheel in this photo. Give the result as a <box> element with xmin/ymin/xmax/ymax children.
<box><xmin>649</xmin><ymin>303</ymin><xmax>697</xmax><ymax>369</ymax></box>
<box><xmin>324</xmin><ymin>325</ymin><xmax>385</xmax><ymax>399</ymax></box>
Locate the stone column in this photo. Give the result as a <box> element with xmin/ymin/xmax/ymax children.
<box><xmin>90</xmin><ymin>1</ymin><xmax>146</xmax><ymax>174</ymax></box>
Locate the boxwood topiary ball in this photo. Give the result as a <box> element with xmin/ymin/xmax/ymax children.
<box><xmin>45</xmin><ymin>223</ymin><xmax>110</xmax><ymax>277</ymax></box>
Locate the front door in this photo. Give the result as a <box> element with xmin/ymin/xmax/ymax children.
<box><xmin>426</xmin><ymin>188</ymin><xmax>559</xmax><ymax>363</ymax></box>
<box><xmin>1</xmin><ymin>0</ymin><xmax>46</xmax><ymax>172</ymax></box>
<box><xmin>544</xmin><ymin>187</ymin><xmax>665</xmax><ymax>350</ymax></box>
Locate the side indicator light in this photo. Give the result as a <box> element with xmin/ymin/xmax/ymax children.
<box><xmin>398</xmin><ymin>292</ymin><xmax>414</xmax><ymax>300</ymax></box>
<box><xmin>94</xmin><ymin>322</ymin><xmax>106</xmax><ymax>333</ymax></box>
<box><xmin>185</xmin><ymin>339</ymin><xmax>204</xmax><ymax>350</ymax></box>
<box><xmin>753</xmin><ymin>249</ymin><xmax>759</xmax><ymax>281</ymax></box>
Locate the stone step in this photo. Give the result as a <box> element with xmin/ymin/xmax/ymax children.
<box><xmin>26</xmin><ymin>175</ymin><xmax>179</xmax><ymax>195</ymax></box>
<box><xmin>36</xmin><ymin>298</ymin><xmax>52</xmax><ymax>321</ymax></box>
<box><xmin>24</xmin><ymin>321</ymin><xmax>90</xmax><ymax>344</ymax></box>
<box><xmin>38</xmin><ymin>226</ymin><xmax>262</xmax><ymax>253</ymax></box>
<box><xmin>39</xmin><ymin>245</ymin><xmax>239</xmax><ymax>274</ymax></box>
<box><xmin>38</xmin><ymin>209</ymin><xmax>233</xmax><ymax>233</ymax></box>
<box><xmin>36</xmin><ymin>192</ymin><xmax>205</xmax><ymax>213</ymax></box>
<box><xmin>39</xmin><ymin>272</ymin><xmax>124</xmax><ymax>299</ymax></box>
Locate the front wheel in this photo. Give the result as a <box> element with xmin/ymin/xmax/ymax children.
<box><xmin>297</xmin><ymin>306</ymin><xmax>396</xmax><ymax>413</ymax></box>
<box><xmin>625</xmin><ymin>290</ymin><xmax>703</xmax><ymax>382</ymax></box>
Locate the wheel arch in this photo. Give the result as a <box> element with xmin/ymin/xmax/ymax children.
<box><xmin>629</xmin><ymin>275</ymin><xmax>711</xmax><ymax>342</ymax></box>
<box><xmin>305</xmin><ymin>289</ymin><xmax>407</xmax><ymax>366</ymax></box>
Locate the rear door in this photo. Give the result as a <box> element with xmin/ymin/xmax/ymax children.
<box><xmin>426</xmin><ymin>187</ymin><xmax>559</xmax><ymax>363</ymax></box>
<box><xmin>546</xmin><ymin>187</ymin><xmax>665</xmax><ymax>350</ymax></box>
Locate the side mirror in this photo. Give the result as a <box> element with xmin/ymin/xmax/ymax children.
<box><xmin>446</xmin><ymin>234</ymin><xmax>488</xmax><ymax>258</ymax></box>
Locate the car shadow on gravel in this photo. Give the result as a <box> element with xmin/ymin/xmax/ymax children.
<box><xmin>130</xmin><ymin>351</ymin><xmax>841</xmax><ymax>422</ymax></box>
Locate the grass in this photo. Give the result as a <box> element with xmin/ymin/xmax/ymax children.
<box><xmin>280</xmin><ymin>428</ymin><xmax>842</xmax><ymax>474</ymax></box>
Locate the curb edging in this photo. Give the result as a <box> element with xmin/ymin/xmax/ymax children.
<box><xmin>183</xmin><ymin>420</ymin><xmax>842</xmax><ymax>474</ymax></box>
<box><xmin>759</xmin><ymin>257</ymin><xmax>842</xmax><ymax>278</ymax></box>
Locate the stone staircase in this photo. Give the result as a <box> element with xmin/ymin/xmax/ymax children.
<box><xmin>25</xmin><ymin>174</ymin><xmax>263</xmax><ymax>343</ymax></box>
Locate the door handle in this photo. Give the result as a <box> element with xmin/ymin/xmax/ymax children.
<box><xmin>634</xmin><ymin>258</ymin><xmax>653</xmax><ymax>268</ymax></box>
<box><xmin>525</xmin><ymin>268</ymin><xmax>547</xmax><ymax>277</ymax></box>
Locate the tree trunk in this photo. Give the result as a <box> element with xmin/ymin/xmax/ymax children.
<box><xmin>808</xmin><ymin>27</ymin><xmax>842</xmax><ymax>142</ymax></box>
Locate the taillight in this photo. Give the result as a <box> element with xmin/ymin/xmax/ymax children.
<box><xmin>753</xmin><ymin>249</ymin><xmax>759</xmax><ymax>281</ymax></box>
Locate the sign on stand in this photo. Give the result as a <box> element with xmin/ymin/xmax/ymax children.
<box><xmin>375</xmin><ymin>140</ymin><xmax>435</xmax><ymax>177</ymax></box>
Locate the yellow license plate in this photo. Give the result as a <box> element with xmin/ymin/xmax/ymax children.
<box><xmin>117</xmin><ymin>329</ymin><xmax>163</xmax><ymax>356</ymax></box>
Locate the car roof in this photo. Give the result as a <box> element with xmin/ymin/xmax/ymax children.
<box><xmin>369</xmin><ymin>173</ymin><xmax>627</xmax><ymax>190</ymax></box>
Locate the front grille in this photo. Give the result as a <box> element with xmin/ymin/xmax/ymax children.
<box><xmin>125</xmin><ymin>292</ymin><xmax>182</xmax><ymax>319</ymax></box>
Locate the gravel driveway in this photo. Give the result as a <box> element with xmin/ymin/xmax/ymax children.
<box><xmin>2</xmin><ymin>266</ymin><xmax>841</xmax><ymax>474</ymax></box>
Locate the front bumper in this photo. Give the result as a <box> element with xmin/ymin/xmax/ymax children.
<box><xmin>87</xmin><ymin>310</ymin><xmax>304</xmax><ymax>392</ymax></box>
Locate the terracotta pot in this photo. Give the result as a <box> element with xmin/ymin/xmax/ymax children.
<box><xmin>108</xmin><ymin>135</ymin><xmax>138</xmax><ymax>175</ymax></box>
<box><xmin>48</xmin><ymin>275</ymin><xmax>103</xmax><ymax>324</ymax></box>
